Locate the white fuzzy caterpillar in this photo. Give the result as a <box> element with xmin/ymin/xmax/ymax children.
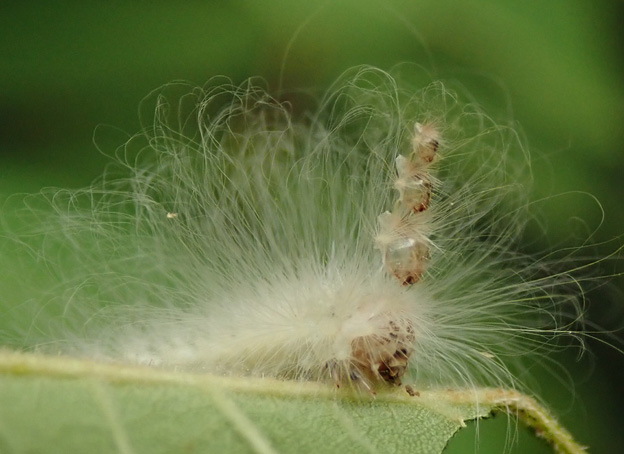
<box><xmin>1</xmin><ymin>66</ymin><xmax>591</xmax><ymax>393</ymax></box>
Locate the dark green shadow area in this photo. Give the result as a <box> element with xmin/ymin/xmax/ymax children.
<box><xmin>445</xmin><ymin>416</ymin><xmax>554</xmax><ymax>454</ymax></box>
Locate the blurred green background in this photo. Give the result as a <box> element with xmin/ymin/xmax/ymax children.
<box><xmin>1</xmin><ymin>1</ymin><xmax>623</xmax><ymax>452</ymax></box>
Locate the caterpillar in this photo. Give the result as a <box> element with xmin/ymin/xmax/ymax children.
<box><xmin>0</xmin><ymin>66</ymin><xmax>597</xmax><ymax>396</ymax></box>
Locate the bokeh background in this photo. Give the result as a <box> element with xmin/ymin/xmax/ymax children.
<box><xmin>1</xmin><ymin>1</ymin><xmax>623</xmax><ymax>452</ymax></box>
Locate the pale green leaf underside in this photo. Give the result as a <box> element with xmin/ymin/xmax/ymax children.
<box><xmin>0</xmin><ymin>351</ymin><xmax>581</xmax><ymax>454</ymax></box>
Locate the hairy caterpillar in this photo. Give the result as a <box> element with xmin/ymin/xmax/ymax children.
<box><xmin>0</xmin><ymin>66</ymin><xmax>600</xmax><ymax>396</ymax></box>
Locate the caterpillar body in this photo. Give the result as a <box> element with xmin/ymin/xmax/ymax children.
<box><xmin>1</xmin><ymin>66</ymin><xmax>588</xmax><ymax>394</ymax></box>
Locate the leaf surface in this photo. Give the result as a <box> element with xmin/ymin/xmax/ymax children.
<box><xmin>0</xmin><ymin>351</ymin><xmax>493</xmax><ymax>454</ymax></box>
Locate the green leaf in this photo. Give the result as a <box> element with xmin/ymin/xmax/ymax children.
<box><xmin>0</xmin><ymin>351</ymin><xmax>583</xmax><ymax>454</ymax></box>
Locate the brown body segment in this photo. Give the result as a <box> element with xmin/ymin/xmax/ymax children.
<box><xmin>349</xmin><ymin>317</ymin><xmax>416</xmax><ymax>387</ymax></box>
<box><xmin>377</xmin><ymin>122</ymin><xmax>438</xmax><ymax>287</ymax></box>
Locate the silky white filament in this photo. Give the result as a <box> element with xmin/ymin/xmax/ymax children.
<box><xmin>1</xmin><ymin>66</ymin><xmax>591</xmax><ymax>393</ymax></box>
